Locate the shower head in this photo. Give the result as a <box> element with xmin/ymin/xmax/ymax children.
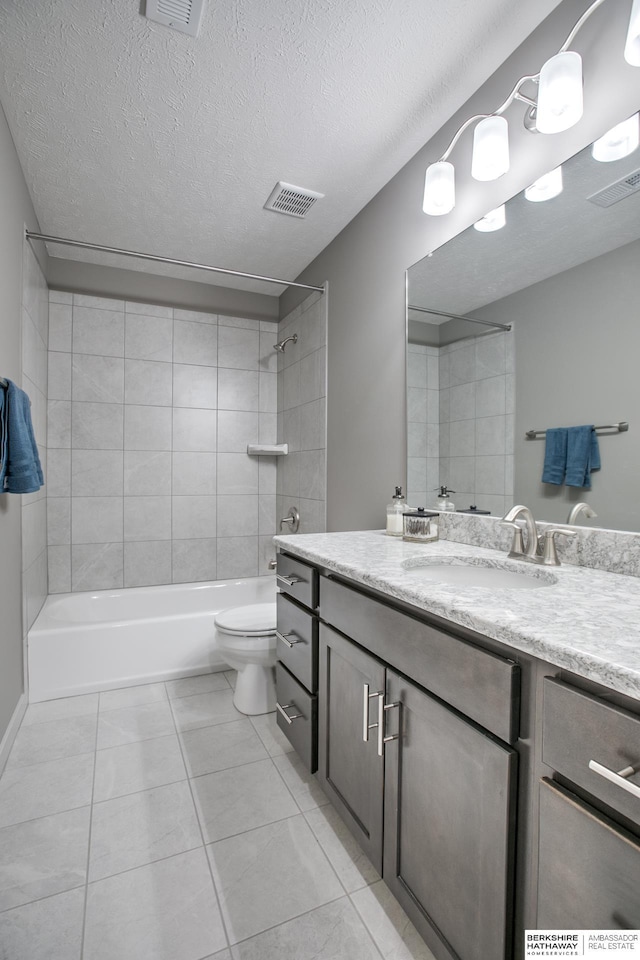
<box><xmin>273</xmin><ymin>333</ymin><xmax>298</xmax><ymax>352</ymax></box>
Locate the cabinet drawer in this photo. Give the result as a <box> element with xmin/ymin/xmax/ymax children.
<box><xmin>276</xmin><ymin>593</ymin><xmax>318</xmax><ymax>693</ymax></box>
<box><xmin>276</xmin><ymin>663</ymin><xmax>317</xmax><ymax>773</ymax></box>
<box><xmin>542</xmin><ymin>678</ymin><xmax>640</xmax><ymax>826</ymax></box>
<box><xmin>320</xmin><ymin>576</ymin><xmax>519</xmax><ymax>744</ymax></box>
<box><xmin>538</xmin><ymin>778</ymin><xmax>640</xmax><ymax>929</ymax></box>
<box><xmin>277</xmin><ymin>553</ymin><xmax>318</xmax><ymax>610</ymax></box>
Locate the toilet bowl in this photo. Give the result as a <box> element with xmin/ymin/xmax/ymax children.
<box><xmin>214</xmin><ymin>602</ymin><xmax>277</xmax><ymax>715</ymax></box>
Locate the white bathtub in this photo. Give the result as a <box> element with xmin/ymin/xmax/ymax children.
<box><xmin>28</xmin><ymin>576</ymin><xmax>276</xmax><ymax>702</ymax></box>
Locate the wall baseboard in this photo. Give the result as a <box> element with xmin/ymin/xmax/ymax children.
<box><xmin>0</xmin><ymin>693</ymin><xmax>27</xmax><ymax>777</ymax></box>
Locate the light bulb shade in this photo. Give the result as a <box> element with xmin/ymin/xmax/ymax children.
<box><xmin>625</xmin><ymin>0</ymin><xmax>640</xmax><ymax>66</ymax></box>
<box><xmin>537</xmin><ymin>51</ymin><xmax>583</xmax><ymax>134</ymax></box>
<box><xmin>423</xmin><ymin>161</ymin><xmax>455</xmax><ymax>215</ymax></box>
<box><xmin>592</xmin><ymin>113</ymin><xmax>639</xmax><ymax>162</ymax></box>
<box><xmin>471</xmin><ymin>116</ymin><xmax>510</xmax><ymax>181</ymax></box>
<box><xmin>473</xmin><ymin>204</ymin><xmax>506</xmax><ymax>232</ymax></box>
<box><xmin>524</xmin><ymin>165</ymin><xmax>563</xmax><ymax>202</ymax></box>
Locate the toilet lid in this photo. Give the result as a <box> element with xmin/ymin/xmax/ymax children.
<box><xmin>214</xmin><ymin>602</ymin><xmax>277</xmax><ymax>636</ymax></box>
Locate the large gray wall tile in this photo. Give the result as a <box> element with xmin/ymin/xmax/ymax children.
<box><xmin>218</xmin><ymin>326</ymin><xmax>259</xmax><ymax>370</ymax></box>
<box><xmin>173</xmin><ymin>364</ymin><xmax>217</xmax><ymax>408</ymax></box>
<box><xmin>172</xmin><ymin>452</ymin><xmax>216</xmax><ymax>495</ymax></box>
<box><xmin>124</xmin><ymin>359</ymin><xmax>172</xmax><ymax>406</ymax></box>
<box><xmin>172</xmin><ymin>496</ymin><xmax>217</xmax><ymax>540</ymax></box>
<box><xmin>125</xmin><ymin>314</ymin><xmax>173</xmax><ymax>362</ymax></box>
<box><xmin>172</xmin><ymin>539</ymin><xmax>217</xmax><ymax>583</ymax></box>
<box><xmin>72</xmin><ymin>355</ymin><xmax>124</xmax><ymax>403</ymax></box>
<box><xmin>124</xmin><ymin>405</ymin><xmax>171</xmax><ymax>450</ymax></box>
<box><xmin>173</xmin><ymin>319</ymin><xmax>218</xmax><ymax>366</ymax></box>
<box><xmin>218</xmin><ymin>368</ymin><xmax>259</xmax><ymax>411</ymax></box>
<box><xmin>124</xmin><ymin>496</ymin><xmax>171</xmax><ymax>541</ymax></box>
<box><xmin>72</xmin><ymin>498</ymin><xmax>123</xmax><ymax>544</ymax></box>
<box><xmin>124</xmin><ymin>451</ymin><xmax>171</xmax><ymax>496</ymax></box>
<box><xmin>72</xmin><ymin>307</ymin><xmax>124</xmax><ymax>357</ymax></box>
<box><xmin>172</xmin><ymin>408</ymin><xmax>217</xmax><ymax>451</ymax></box>
<box><xmin>72</xmin><ymin>402</ymin><xmax>123</xmax><ymax>450</ymax></box>
<box><xmin>72</xmin><ymin>450</ymin><xmax>123</xmax><ymax>497</ymax></box>
<box><xmin>124</xmin><ymin>541</ymin><xmax>172</xmax><ymax>587</ymax></box>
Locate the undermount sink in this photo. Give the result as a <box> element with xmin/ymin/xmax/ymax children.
<box><xmin>402</xmin><ymin>556</ymin><xmax>558</xmax><ymax>590</ymax></box>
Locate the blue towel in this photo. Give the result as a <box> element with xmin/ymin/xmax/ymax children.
<box><xmin>541</xmin><ymin>427</ymin><xmax>568</xmax><ymax>485</ymax></box>
<box><xmin>0</xmin><ymin>380</ymin><xmax>44</xmax><ymax>494</ymax></box>
<box><xmin>565</xmin><ymin>425</ymin><xmax>600</xmax><ymax>489</ymax></box>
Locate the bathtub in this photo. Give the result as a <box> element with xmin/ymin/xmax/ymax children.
<box><xmin>28</xmin><ymin>576</ymin><xmax>275</xmax><ymax>702</ymax></box>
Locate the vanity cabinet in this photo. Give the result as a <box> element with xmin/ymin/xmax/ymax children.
<box><xmin>318</xmin><ymin>576</ymin><xmax>519</xmax><ymax>960</ymax></box>
<box><xmin>275</xmin><ymin>553</ymin><xmax>319</xmax><ymax>771</ymax></box>
<box><xmin>538</xmin><ymin>677</ymin><xmax>640</xmax><ymax>930</ymax></box>
<box><xmin>317</xmin><ymin>624</ymin><xmax>385</xmax><ymax>871</ymax></box>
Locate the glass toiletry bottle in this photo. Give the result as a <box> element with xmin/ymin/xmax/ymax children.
<box><xmin>403</xmin><ymin>508</ymin><xmax>439</xmax><ymax>543</ymax></box>
<box><xmin>436</xmin><ymin>486</ymin><xmax>456</xmax><ymax>511</ymax></box>
<box><xmin>386</xmin><ymin>486</ymin><xmax>406</xmax><ymax>536</ymax></box>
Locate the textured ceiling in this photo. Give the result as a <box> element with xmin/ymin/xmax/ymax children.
<box><xmin>0</xmin><ymin>0</ymin><xmax>564</xmax><ymax>296</ymax></box>
<box><xmin>408</xmin><ymin>122</ymin><xmax>640</xmax><ymax>320</ymax></box>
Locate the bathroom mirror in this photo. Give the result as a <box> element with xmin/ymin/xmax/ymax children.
<box><xmin>407</xmin><ymin>108</ymin><xmax>640</xmax><ymax>532</ymax></box>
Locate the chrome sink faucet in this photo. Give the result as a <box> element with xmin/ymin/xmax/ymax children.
<box><xmin>500</xmin><ymin>504</ymin><xmax>576</xmax><ymax>566</ymax></box>
<box><xmin>500</xmin><ymin>505</ymin><xmax>541</xmax><ymax>561</ymax></box>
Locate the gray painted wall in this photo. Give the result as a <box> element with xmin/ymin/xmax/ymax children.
<box><xmin>475</xmin><ymin>238</ymin><xmax>640</xmax><ymax>532</ymax></box>
<box><xmin>48</xmin><ymin>259</ymin><xmax>279</xmax><ymax>324</ymax></box>
<box><xmin>0</xmin><ymin>103</ymin><xmax>47</xmax><ymax>746</ymax></box>
<box><xmin>280</xmin><ymin>0</ymin><xmax>640</xmax><ymax>532</ymax></box>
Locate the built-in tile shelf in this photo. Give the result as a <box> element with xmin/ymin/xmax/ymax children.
<box><xmin>247</xmin><ymin>443</ymin><xmax>288</xmax><ymax>456</ymax></box>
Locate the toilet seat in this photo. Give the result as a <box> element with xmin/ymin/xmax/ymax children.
<box><xmin>214</xmin><ymin>602</ymin><xmax>277</xmax><ymax>637</ymax></box>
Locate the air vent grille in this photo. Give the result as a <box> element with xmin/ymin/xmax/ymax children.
<box><xmin>587</xmin><ymin>168</ymin><xmax>640</xmax><ymax>208</ymax></box>
<box><xmin>264</xmin><ymin>182</ymin><xmax>324</xmax><ymax>219</ymax></box>
<box><xmin>144</xmin><ymin>0</ymin><xmax>205</xmax><ymax>36</ymax></box>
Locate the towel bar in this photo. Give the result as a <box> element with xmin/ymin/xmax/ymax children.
<box><xmin>525</xmin><ymin>421</ymin><xmax>628</xmax><ymax>439</ymax></box>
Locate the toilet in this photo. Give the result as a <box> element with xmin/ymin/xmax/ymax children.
<box><xmin>214</xmin><ymin>602</ymin><xmax>277</xmax><ymax>715</ymax></box>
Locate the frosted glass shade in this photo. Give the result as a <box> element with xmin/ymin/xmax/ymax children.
<box><xmin>471</xmin><ymin>116</ymin><xmax>509</xmax><ymax>181</ymax></box>
<box><xmin>625</xmin><ymin>0</ymin><xmax>640</xmax><ymax>66</ymax></box>
<box><xmin>592</xmin><ymin>114</ymin><xmax>639</xmax><ymax>162</ymax></box>
<box><xmin>473</xmin><ymin>204</ymin><xmax>506</xmax><ymax>232</ymax></box>
<box><xmin>537</xmin><ymin>52</ymin><xmax>583</xmax><ymax>134</ymax></box>
<box><xmin>423</xmin><ymin>161</ymin><xmax>455</xmax><ymax>215</ymax></box>
<box><xmin>524</xmin><ymin>166</ymin><xmax>563</xmax><ymax>202</ymax></box>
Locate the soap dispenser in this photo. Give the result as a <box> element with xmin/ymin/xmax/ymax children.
<box><xmin>435</xmin><ymin>486</ymin><xmax>456</xmax><ymax>511</ymax></box>
<box><xmin>386</xmin><ymin>486</ymin><xmax>406</xmax><ymax>536</ymax></box>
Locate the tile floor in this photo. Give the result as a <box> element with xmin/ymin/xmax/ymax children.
<box><xmin>0</xmin><ymin>671</ymin><xmax>435</xmax><ymax>960</ymax></box>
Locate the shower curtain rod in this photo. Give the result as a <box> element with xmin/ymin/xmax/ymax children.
<box><xmin>408</xmin><ymin>303</ymin><xmax>511</xmax><ymax>332</ymax></box>
<box><xmin>25</xmin><ymin>231</ymin><xmax>325</xmax><ymax>293</ymax></box>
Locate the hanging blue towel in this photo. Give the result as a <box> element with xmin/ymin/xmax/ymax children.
<box><xmin>541</xmin><ymin>427</ymin><xmax>568</xmax><ymax>485</ymax></box>
<box><xmin>0</xmin><ymin>380</ymin><xmax>44</xmax><ymax>494</ymax></box>
<box><xmin>565</xmin><ymin>425</ymin><xmax>600</xmax><ymax>489</ymax></box>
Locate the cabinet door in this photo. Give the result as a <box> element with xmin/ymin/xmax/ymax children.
<box><xmin>317</xmin><ymin>624</ymin><xmax>385</xmax><ymax>872</ymax></box>
<box><xmin>537</xmin><ymin>778</ymin><xmax>640</xmax><ymax>930</ymax></box>
<box><xmin>384</xmin><ymin>669</ymin><xmax>517</xmax><ymax>960</ymax></box>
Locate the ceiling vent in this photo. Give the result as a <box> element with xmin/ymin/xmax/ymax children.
<box><xmin>144</xmin><ymin>0</ymin><xmax>205</xmax><ymax>37</ymax></box>
<box><xmin>264</xmin><ymin>182</ymin><xmax>324</xmax><ymax>219</ymax></box>
<box><xmin>587</xmin><ymin>168</ymin><xmax>640</xmax><ymax>208</ymax></box>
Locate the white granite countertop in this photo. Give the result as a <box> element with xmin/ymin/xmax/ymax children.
<box><xmin>274</xmin><ymin>529</ymin><xmax>640</xmax><ymax>700</ymax></box>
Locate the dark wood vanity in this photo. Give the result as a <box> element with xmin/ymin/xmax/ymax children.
<box><xmin>275</xmin><ymin>548</ymin><xmax>640</xmax><ymax>960</ymax></box>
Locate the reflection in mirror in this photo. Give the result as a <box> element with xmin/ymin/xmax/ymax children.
<box><xmin>407</xmin><ymin>110</ymin><xmax>640</xmax><ymax>532</ymax></box>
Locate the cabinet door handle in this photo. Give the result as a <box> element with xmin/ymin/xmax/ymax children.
<box><xmin>276</xmin><ymin>701</ymin><xmax>304</xmax><ymax>725</ymax></box>
<box><xmin>276</xmin><ymin>630</ymin><xmax>301</xmax><ymax>648</ymax></box>
<box><xmin>277</xmin><ymin>574</ymin><xmax>304</xmax><ymax>586</ymax></box>
<box><xmin>588</xmin><ymin>760</ymin><xmax>640</xmax><ymax>800</ymax></box>
<box><xmin>362</xmin><ymin>683</ymin><xmax>381</xmax><ymax>742</ymax></box>
<box><xmin>377</xmin><ymin>695</ymin><xmax>400</xmax><ymax>757</ymax></box>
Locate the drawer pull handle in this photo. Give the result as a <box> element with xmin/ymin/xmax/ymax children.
<box><xmin>589</xmin><ymin>760</ymin><xmax>640</xmax><ymax>800</ymax></box>
<box><xmin>362</xmin><ymin>683</ymin><xmax>381</xmax><ymax>742</ymax></box>
<box><xmin>276</xmin><ymin>630</ymin><xmax>301</xmax><ymax>648</ymax></box>
<box><xmin>276</xmin><ymin>701</ymin><xmax>304</xmax><ymax>725</ymax></box>
<box><xmin>377</xmin><ymin>695</ymin><xmax>401</xmax><ymax>757</ymax></box>
<box><xmin>277</xmin><ymin>574</ymin><xmax>304</xmax><ymax>587</ymax></box>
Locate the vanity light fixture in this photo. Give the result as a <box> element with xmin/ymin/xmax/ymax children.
<box><xmin>625</xmin><ymin>0</ymin><xmax>640</xmax><ymax>65</ymax></box>
<box><xmin>471</xmin><ymin>116</ymin><xmax>510</xmax><ymax>181</ymax></box>
<box><xmin>423</xmin><ymin>0</ymin><xmax>637</xmax><ymax>216</ymax></box>
<box><xmin>591</xmin><ymin>112</ymin><xmax>640</xmax><ymax>161</ymax></box>
<box><xmin>524</xmin><ymin>165</ymin><xmax>563</xmax><ymax>202</ymax></box>
<box><xmin>473</xmin><ymin>204</ymin><xmax>506</xmax><ymax>232</ymax></box>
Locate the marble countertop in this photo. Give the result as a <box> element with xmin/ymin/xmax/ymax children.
<box><xmin>273</xmin><ymin>529</ymin><xmax>640</xmax><ymax>700</ymax></box>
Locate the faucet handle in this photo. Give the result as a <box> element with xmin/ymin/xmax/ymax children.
<box><xmin>541</xmin><ymin>526</ymin><xmax>576</xmax><ymax>566</ymax></box>
<box><xmin>499</xmin><ymin>520</ymin><xmax>525</xmax><ymax>557</ymax></box>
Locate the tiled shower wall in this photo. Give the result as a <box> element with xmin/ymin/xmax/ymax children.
<box><xmin>276</xmin><ymin>291</ymin><xmax>327</xmax><ymax>534</ymax></box>
<box><xmin>21</xmin><ymin>239</ymin><xmax>49</xmax><ymax>643</ymax></box>
<box><xmin>46</xmin><ymin>293</ymin><xmax>278</xmax><ymax>592</ymax></box>
<box><xmin>408</xmin><ymin>330</ymin><xmax>514</xmax><ymax>516</ymax></box>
